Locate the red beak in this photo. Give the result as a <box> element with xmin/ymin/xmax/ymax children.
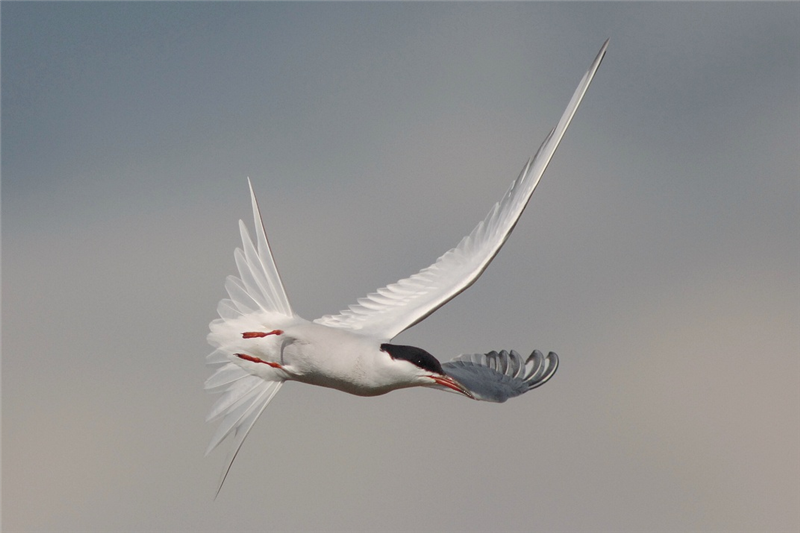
<box><xmin>430</xmin><ymin>375</ymin><xmax>475</xmax><ymax>399</ymax></box>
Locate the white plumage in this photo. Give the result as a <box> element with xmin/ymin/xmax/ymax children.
<box><xmin>205</xmin><ymin>40</ymin><xmax>607</xmax><ymax>496</ymax></box>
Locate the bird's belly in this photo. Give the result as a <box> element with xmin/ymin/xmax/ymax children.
<box><xmin>296</xmin><ymin>369</ymin><xmax>394</xmax><ymax>397</ymax></box>
<box><xmin>288</xmin><ymin>348</ymin><xmax>394</xmax><ymax>396</ymax></box>
<box><xmin>281</xmin><ymin>325</ymin><xmax>395</xmax><ymax>396</ymax></box>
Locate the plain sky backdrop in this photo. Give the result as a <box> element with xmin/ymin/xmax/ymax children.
<box><xmin>3</xmin><ymin>3</ymin><xmax>798</xmax><ymax>532</ymax></box>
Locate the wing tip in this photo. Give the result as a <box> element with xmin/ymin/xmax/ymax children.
<box><xmin>526</xmin><ymin>350</ymin><xmax>559</xmax><ymax>391</ymax></box>
<box><xmin>586</xmin><ymin>38</ymin><xmax>611</xmax><ymax>83</ymax></box>
<box><xmin>442</xmin><ymin>347</ymin><xmax>559</xmax><ymax>401</ymax></box>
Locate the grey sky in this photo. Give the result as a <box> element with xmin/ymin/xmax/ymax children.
<box><xmin>3</xmin><ymin>3</ymin><xmax>798</xmax><ymax>532</ymax></box>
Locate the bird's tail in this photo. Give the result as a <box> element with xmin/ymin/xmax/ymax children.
<box><xmin>205</xmin><ymin>178</ymin><xmax>296</xmax><ymax>497</ymax></box>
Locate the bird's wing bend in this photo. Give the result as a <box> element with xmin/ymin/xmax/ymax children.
<box><xmin>205</xmin><ymin>178</ymin><xmax>296</xmax><ymax>497</ymax></box>
<box><xmin>440</xmin><ymin>349</ymin><xmax>559</xmax><ymax>403</ymax></box>
<box><xmin>314</xmin><ymin>40</ymin><xmax>607</xmax><ymax>340</ymax></box>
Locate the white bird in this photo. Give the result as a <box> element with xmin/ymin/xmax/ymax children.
<box><xmin>205</xmin><ymin>40</ymin><xmax>607</xmax><ymax>495</ymax></box>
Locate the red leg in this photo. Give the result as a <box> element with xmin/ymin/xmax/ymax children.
<box><xmin>242</xmin><ymin>329</ymin><xmax>283</xmax><ymax>339</ymax></box>
<box><xmin>235</xmin><ymin>353</ymin><xmax>283</xmax><ymax>369</ymax></box>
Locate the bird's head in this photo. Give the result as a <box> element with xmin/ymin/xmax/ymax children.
<box><xmin>380</xmin><ymin>343</ymin><xmax>474</xmax><ymax>399</ymax></box>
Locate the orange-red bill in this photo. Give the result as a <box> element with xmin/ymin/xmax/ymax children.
<box><xmin>431</xmin><ymin>375</ymin><xmax>474</xmax><ymax>399</ymax></box>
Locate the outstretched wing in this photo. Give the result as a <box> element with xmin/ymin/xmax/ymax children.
<box><xmin>205</xmin><ymin>178</ymin><xmax>296</xmax><ymax>497</ymax></box>
<box><xmin>440</xmin><ymin>349</ymin><xmax>559</xmax><ymax>403</ymax></box>
<box><xmin>314</xmin><ymin>40</ymin><xmax>608</xmax><ymax>340</ymax></box>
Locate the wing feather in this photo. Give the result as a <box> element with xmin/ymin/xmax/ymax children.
<box><xmin>314</xmin><ymin>40</ymin><xmax>607</xmax><ymax>340</ymax></box>
<box><xmin>441</xmin><ymin>349</ymin><xmax>559</xmax><ymax>403</ymax></box>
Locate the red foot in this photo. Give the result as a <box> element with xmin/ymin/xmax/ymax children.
<box><xmin>242</xmin><ymin>329</ymin><xmax>283</xmax><ymax>339</ymax></box>
<box><xmin>236</xmin><ymin>353</ymin><xmax>283</xmax><ymax>369</ymax></box>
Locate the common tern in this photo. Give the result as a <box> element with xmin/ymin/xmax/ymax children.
<box><xmin>206</xmin><ymin>40</ymin><xmax>607</xmax><ymax>495</ymax></box>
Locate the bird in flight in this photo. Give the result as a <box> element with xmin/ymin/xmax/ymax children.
<box><xmin>205</xmin><ymin>40</ymin><xmax>607</xmax><ymax>495</ymax></box>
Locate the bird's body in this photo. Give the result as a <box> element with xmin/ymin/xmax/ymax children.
<box><xmin>205</xmin><ymin>40</ymin><xmax>608</xmax><ymax>495</ymax></box>
<box><xmin>280</xmin><ymin>323</ymin><xmax>387</xmax><ymax>395</ymax></box>
<box><xmin>270</xmin><ymin>323</ymin><xmax>412</xmax><ymax>396</ymax></box>
<box><xmin>211</xmin><ymin>313</ymin><xmax>471</xmax><ymax>397</ymax></box>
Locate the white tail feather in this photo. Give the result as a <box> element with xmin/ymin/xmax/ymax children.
<box><xmin>211</xmin><ymin>380</ymin><xmax>283</xmax><ymax>499</ymax></box>
<box><xmin>205</xmin><ymin>179</ymin><xmax>296</xmax><ymax>497</ymax></box>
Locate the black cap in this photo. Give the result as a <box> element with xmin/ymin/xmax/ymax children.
<box><xmin>380</xmin><ymin>343</ymin><xmax>444</xmax><ymax>375</ymax></box>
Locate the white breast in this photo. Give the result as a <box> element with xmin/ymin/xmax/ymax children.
<box><xmin>281</xmin><ymin>323</ymin><xmax>397</xmax><ymax>395</ymax></box>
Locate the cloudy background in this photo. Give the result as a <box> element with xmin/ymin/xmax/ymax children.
<box><xmin>3</xmin><ymin>3</ymin><xmax>798</xmax><ymax>532</ymax></box>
